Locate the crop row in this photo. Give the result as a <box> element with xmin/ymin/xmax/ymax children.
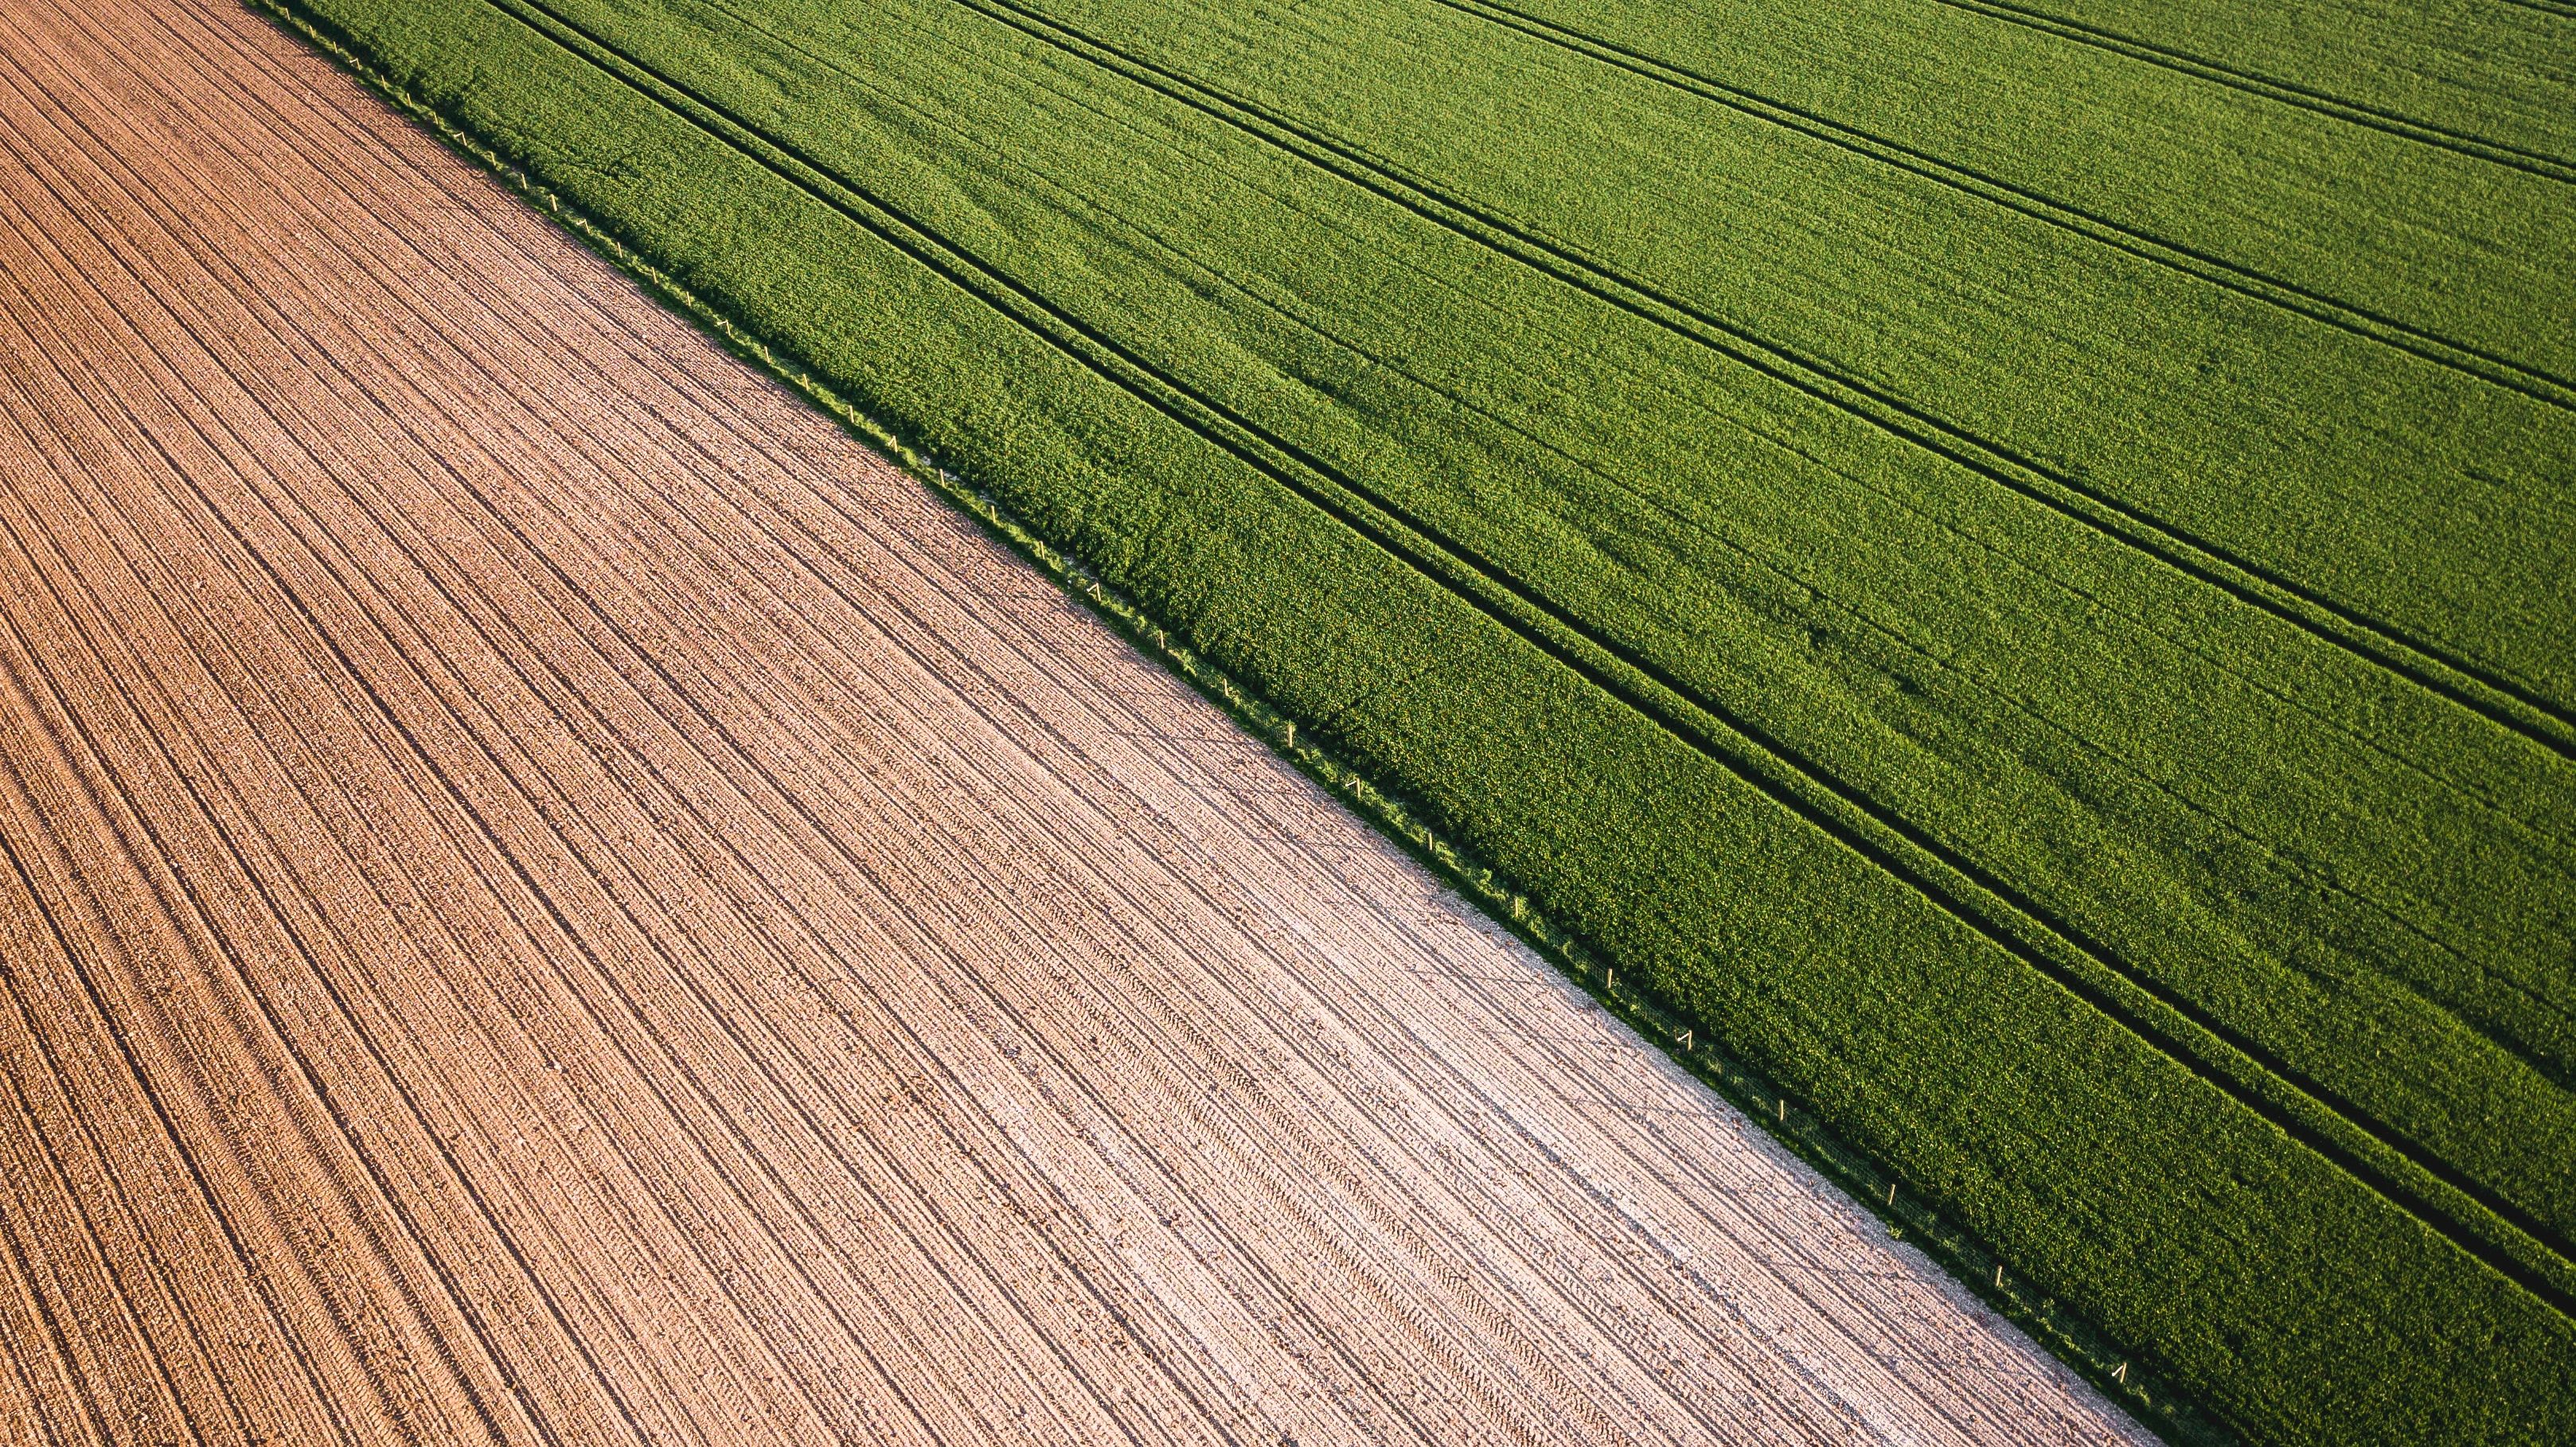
<box><xmin>990</xmin><ymin>0</ymin><xmax>2576</xmax><ymax>708</ymax></box>
<box><xmin>1913</xmin><ymin>0</ymin><xmax>2576</xmax><ymax>170</ymax></box>
<box><xmin>1423</xmin><ymin>0</ymin><xmax>2573</xmax><ymax>417</ymax></box>
<box><xmin>950</xmin><ymin>0</ymin><xmax>2575</xmax><ymax>739</ymax></box>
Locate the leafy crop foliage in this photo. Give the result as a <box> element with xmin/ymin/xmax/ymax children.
<box><xmin>275</xmin><ymin>0</ymin><xmax>2576</xmax><ymax>1436</ymax></box>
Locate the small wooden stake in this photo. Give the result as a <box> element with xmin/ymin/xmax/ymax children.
<box><xmin>1886</xmin><ymin>1182</ymin><xmax>1896</xmax><ymax>1207</ymax></box>
<box><xmin>2113</xmin><ymin>1363</ymin><xmax>2129</xmax><ymax>1385</ymax></box>
<box><xmin>1777</xmin><ymin>1098</ymin><xmax>1786</xmax><ymax>1123</ymax></box>
<box><xmin>1993</xmin><ymin>1265</ymin><xmax>2004</xmax><ymax>1289</ymax></box>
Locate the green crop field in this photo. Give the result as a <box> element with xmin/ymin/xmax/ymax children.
<box><xmin>259</xmin><ymin>0</ymin><xmax>2576</xmax><ymax>1437</ymax></box>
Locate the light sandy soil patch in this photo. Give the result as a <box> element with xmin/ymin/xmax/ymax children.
<box><xmin>0</xmin><ymin>0</ymin><xmax>2150</xmax><ymax>1441</ymax></box>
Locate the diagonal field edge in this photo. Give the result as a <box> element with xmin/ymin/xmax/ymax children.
<box><xmin>1924</xmin><ymin>0</ymin><xmax>2576</xmax><ymax>185</ymax></box>
<box><xmin>757</xmin><ymin>0</ymin><xmax>2576</xmax><ymax>1102</ymax></box>
<box><xmin>397</xmin><ymin>0</ymin><xmax>2576</xmax><ymax>1318</ymax></box>
<box><xmin>569</xmin><ymin>0</ymin><xmax>2576</xmax><ymax>1297</ymax></box>
<box><xmin>237</xmin><ymin>3</ymin><xmax>2247</xmax><ymax>1433</ymax></box>
<box><xmin>429</xmin><ymin>0</ymin><xmax>2576</xmax><ymax>1312</ymax></box>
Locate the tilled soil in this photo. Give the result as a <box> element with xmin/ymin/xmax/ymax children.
<box><xmin>0</xmin><ymin>1</ymin><xmax>2149</xmax><ymax>1441</ymax></box>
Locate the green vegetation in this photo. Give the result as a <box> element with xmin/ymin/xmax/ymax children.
<box><xmin>268</xmin><ymin>0</ymin><xmax>2576</xmax><ymax>1436</ymax></box>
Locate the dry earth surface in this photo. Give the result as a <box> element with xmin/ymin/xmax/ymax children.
<box><xmin>0</xmin><ymin>0</ymin><xmax>2151</xmax><ymax>1441</ymax></box>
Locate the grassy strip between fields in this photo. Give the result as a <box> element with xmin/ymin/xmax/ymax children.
<box><xmin>497</xmin><ymin>0</ymin><xmax>2576</xmax><ymax>1291</ymax></box>
<box><xmin>780</xmin><ymin>0</ymin><xmax>2576</xmax><ymax>1273</ymax></box>
<box><xmin>241</xmin><ymin>9</ymin><xmax>2246</xmax><ymax>1436</ymax></box>
<box><xmin>258</xmin><ymin>0</ymin><xmax>2576</xmax><ymax>1440</ymax></box>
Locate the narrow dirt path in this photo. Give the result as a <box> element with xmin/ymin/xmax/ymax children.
<box><xmin>0</xmin><ymin>1</ymin><xmax>2147</xmax><ymax>1441</ymax></box>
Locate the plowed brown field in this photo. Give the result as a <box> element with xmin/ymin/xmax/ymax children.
<box><xmin>0</xmin><ymin>0</ymin><xmax>2149</xmax><ymax>1441</ymax></box>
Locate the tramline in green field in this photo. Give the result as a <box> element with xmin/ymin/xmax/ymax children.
<box><xmin>265</xmin><ymin>0</ymin><xmax>2576</xmax><ymax>1436</ymax></box>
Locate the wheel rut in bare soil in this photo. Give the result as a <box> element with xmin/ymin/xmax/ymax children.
<box><xmin>0</xmin><ymin>0</ymin><xmax>2149</xmax><ymax>1441</ymax></box>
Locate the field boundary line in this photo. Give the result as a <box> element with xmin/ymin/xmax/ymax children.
<box><xmin>843</xmin><ymin>0</ymin><xmax>2576</xmax><ymax>765</ymax></box>
<box><xmin>296</xmin><ymin>0</ymin><xmax>2576</xmax><ymax>1317</ymax></box>
<box><xmin>241</xmin><ymin>1</ymin><xmax>2250</xmax><ymax>1436</ymax></box>
<box><xmin>1922</xmin><ymin>0</ymin><xmax>2576</xmax><ymax>183</ymax></box>
<box><xmin>1420</xmin><ymin>0</ymin><xmax>2576</xmax><ymax>415</ymax></box>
